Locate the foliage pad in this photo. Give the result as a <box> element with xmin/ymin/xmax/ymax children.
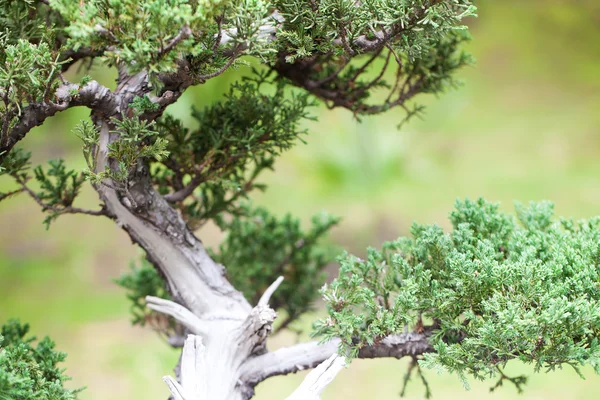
<box><xmin>0</xmin><ymin>320</ymin><xmax>80</xmax><ymax>400</ymax></box>
<box><xmin>316</xmin><ymin>198</ymin><xmax>600</xmax><ymax>386</ymax></box>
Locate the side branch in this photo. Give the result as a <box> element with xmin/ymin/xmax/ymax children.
<box><xmin>240</xmin><ymin>331</ymin><xmax>433</xmax><ymax>387</ymax></box>
<box><xmin>1</xmin><ymin>81</ymin><xmax>117</xmax><ymax>160</ymax></box>
<box><xmin>16</xmin><ymin>176</ymin><xmax>106</xmax><ymax>218</ymax></box>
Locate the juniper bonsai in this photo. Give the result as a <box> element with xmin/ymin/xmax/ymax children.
<box><xmin>2</xmin><ymin>1</ymin><xmax>599</xmax><ymax>399</ymax></box>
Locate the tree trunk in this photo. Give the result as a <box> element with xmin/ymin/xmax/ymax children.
<box><xmin>93</xmin><ymin>115</ymin><xmax>263</xmax><ymax>399</ymax></box>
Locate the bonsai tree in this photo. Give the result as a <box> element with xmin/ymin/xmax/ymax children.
<box><xmin>2</xmin><ymin>1</ymin><xmax>600</xmax><ymax>399</ymax></box>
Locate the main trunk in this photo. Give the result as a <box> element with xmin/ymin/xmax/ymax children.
<box><xmin>93</xmin><ymin>116</ymin><xmax>260</xmax><ymax>399</ymax></box>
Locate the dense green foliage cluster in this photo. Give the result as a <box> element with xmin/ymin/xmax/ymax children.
<box><xmin>0</xmin><ymin>320</ymin><xmax>80</xmax><ymax>400</ymax></box>
<box><xmin>316</xmin><ymin>198</ymin><xmax>600</xmax><ymax>386</ymax></box>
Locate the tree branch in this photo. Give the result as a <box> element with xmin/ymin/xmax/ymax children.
<box><xmin>158</xmin><ymin>25</ymin><xmax>192</xmax><ymax>58</ymax></box>
<box><xmin>240</xmin><ymin>331</ymin><xmax>434</xmax><ymax>388</ymax></box>
<box><xmin>0</xmin><ymin>80</ymin><xmax>117</xmax><ymax>162</ymax></box>
<box><xmin>16</xmin><ymin>176</ymin><xmax>106</xmax><ymax>218</ymax></box>
<box><xmin>257</xmin><ymin>276</ymin><xmax>284</xmax><ymax>307</ymax></box>
<box><xmin>146</xmin><ymin>296</ymin><xmax>210</xmax><ymax>337</ymax></box>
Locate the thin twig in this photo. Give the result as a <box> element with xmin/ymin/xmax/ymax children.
<box><xmin>213</xmin><ymin>16</ymin><xmax>224</xmax><ymax>53</ymax></box>
<box><xmin>315</xmin><ymin>57</ymin><xmax>351</xmax><ymax>87</ymax></box>
<box><xmin>0</xmin><ymin>188</ymin><xmax>24</xmax><ymax>202</ymax></box>
<box><xmin>158</xmin><ymin>25</ymin><xmax>192</xmax><ymax>58</ymax></box>
<box><xmin>195</xmin><ymin>51</ymin><xmax>239</xmax><ymax>82</ymax></box>
<box><xmin>349</xmin><ymin>46</ymin><xmax>385</xmax><ymax>83</ymax></box>
<box><xmin>17</xmin><ymin>177</ymin><xmax>106</xmax><ymax>217</ymax></box>
<box><xmin>350</xmin><ymin>49</ymin><xmax>392</xmax><ymax>100</ymax></box>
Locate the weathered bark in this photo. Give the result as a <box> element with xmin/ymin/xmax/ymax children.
<box><xmin>90</xmin><ymin>72</ymin><xmax>259</xmax><ymax>396</ymax></box>
<box><xmin>0</xmin><ymin>80</ymin><xmax>117</xmax><ymax>163</ymax></box>
<box><xmin>95</xmin><ymin>117</ymin><xmax>250</xmax><ymax>318</ymax></box>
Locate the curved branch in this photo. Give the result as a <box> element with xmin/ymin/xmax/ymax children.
<box><xmin>257</xmin><ymin>276</ymin><xmax>284</xmax><ymax>307</ymax></box>
<box><xmin>146</xmin><ymin>296</ymin><xmax>210</xmax><ymax>337</ymax></box>
<box><xmin>1</xmin><ymin>80</ymin><xmax>117</xmax><ymax>161</ymax></box>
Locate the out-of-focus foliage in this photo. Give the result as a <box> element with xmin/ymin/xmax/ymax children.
<box><xmin>316</xmin><ymin>198</ymin><xmax>600</xmax><ymax>388</ymax></box>
<box><xmin>113</xmin><ymin>261</ymin><xmax>184</xmax><ymax>342</ymax></box>
<box><xmin>0</xmin><ymin>320</ymin><xmax>80</xmax><ymax>400</ymax></box>
<box><xmin>114</xmin><ymin>260</ymin><xmax>172</xmax><ymax>328</ymax></box>
<box><xmin>211</xmin><ymin>203</ymin><xmax>339</xmax><ymax>326</ymax></box>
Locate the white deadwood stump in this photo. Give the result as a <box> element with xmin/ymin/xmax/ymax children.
<box><xmin>149</xmin><ymin>276</ymin><xmax>346</xmax><ymax>400</ymax></box>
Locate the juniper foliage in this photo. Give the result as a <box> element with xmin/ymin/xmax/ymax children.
<box><xmin>316</xmin><ymin>198</ymin><xmax>600</xmax><ymax>390</ymax></box>
<box><xmin>0</xmin><ymin>320</ymin><xmax>80</xmax><ymax>400</ymax></box>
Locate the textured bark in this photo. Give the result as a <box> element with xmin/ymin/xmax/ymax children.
<box><xmin>0</xmin><ymin>81</ymin><xmax>117</xmax><ymax>162</ymax></box>
<box><xmin>94</xmin><ymin>118</ymin><xmax>250</xmax><ymax>318</ymax></box>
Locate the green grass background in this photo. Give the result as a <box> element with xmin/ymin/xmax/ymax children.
<box><xmin>2</xmin><ymin>0</ymin><xmax>600</xmax><ymax>398</ymax></box>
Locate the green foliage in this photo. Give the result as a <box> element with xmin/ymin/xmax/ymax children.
<box><xmin>0</xmin><ymin>36</ymin><xmax>64</xmax><ymax>137</ymax></box>
<box><xmin>0</xmin><ymin>319</ymin><xmax>80</xmax><ymax>400</ymax></box>
<box><xmin>50</xmin><ymin>0</ymin><xmax>229</xmax><ymax>79</ymax></box>
<box><xmin>0</xmin><ymin>151</ymin><xmax>89</xmax><ymax>228</ymax></box>
<box><xmin>275</xmin><ymin>0</ymin><xmax>475</xmax><ymax>63</ymax></box>
<box><xmin>130</xmin><ymin>95</ymin><xmax>160</xmax><ymax>114</ymax></box>
<box><xmin>270</xmin><ymin>0</ymin><xmax>475</xmax><ymax>119</ymax></box>
<box><xmin>86</xmin><ymin>116</ymin><xmax>169</xmax><ymax>185</ymax></box>
<box><xmin>0</xmin><ymin>148</ymin><xmax>31</xmax><ymax>180</ymax></box>
<box><xmin>114</xmin><ymin>260</ymin><xmax>172</xmax><ymax>327</ymax></box>
<box><xmin>0</xmin><ymin>1</ymin><xmax>58</xmax><ymax>45</ymax></box>
<box><xmin>34</xmin><ymin>160</ymin><xmax>86</xmax><ymax>228</ymax></box>
<box><xmin>74</xmin><ymin>120</ymin><xmax>100</xmax><ymax>177</ymax></box>
<box><xmin>211</xmin><ymin>203</ymin><xmax>339</xmax><ymax>325</ymax></box>
<box><xmin>316</xmin><ymin>198</ymin><xmax>600</xmax><ymax>387</ymax></box>
<box><xmin>154</xmin><ymin>72</ymin><xmax>314</xmax><ymax>227</ymax></box>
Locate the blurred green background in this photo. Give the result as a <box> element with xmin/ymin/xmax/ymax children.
<box><xmin>2</xmin><ymin>0</ymin><xmax>600</xmax><ymax>398</ymax></box>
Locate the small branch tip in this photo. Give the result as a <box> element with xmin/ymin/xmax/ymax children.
<box><xmin>258</xmin><ymin>276</ymin><xmax>284</xmax><ymax>307</ymax></box>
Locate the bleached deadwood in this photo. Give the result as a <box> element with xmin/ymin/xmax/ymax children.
<box><xmin>163</xmin><ymin>335</ymin><xmax>208</xmax><ymax>400</ymax></box>
<box><xmin>285</xmin><ymin>354</ymin><xmax>347</xmax><ymax>400</ymax></box>
<box><xmin>146</xmin><ymin>296</ymin><xmax>209</xmax><ymax>337</ymax></box>
<box><xmin>257</xmin><ymin>276</ymin><xmax>284</xmax><ymax>307</ymax></box>
<box><xmin>163</xmin><ymin>337</ymin><xmax>347</xmax><ymax>400</ymax></box>
<box><xmin>151</xmin><ymin>277</ymin><xmax>282</xmax><ymax>399</ymax></box>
